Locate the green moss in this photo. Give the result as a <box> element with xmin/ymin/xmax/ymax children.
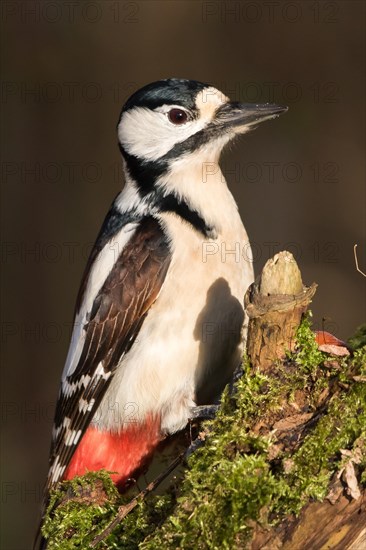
<box><xmin>42</xmin><ymin>471</ymin><xmax>120</xmax><ymax>549</ymax></box>
<box><xmin>44</xmin><ymin>318</ymin><xmax>366</xmax><ymax>549</ymax></box>
<box><xmin>290</xmin><ymin>312</ymin><xmax>326</xmax><ymax>371</ymax></box>
<box><xmin>348</xmin><ymin>323</ymin><xmax>366</xmax><ymax>350</ymax></box>
<box><xmin>42</xmin><ymin>471</ymin><xmax>174</xmax><ymax>549</ymax></box>
<box><xmin>106</xmin><ymin>495</ymin><xmax>174</xmax><ymax>550</ymax></box>
<box><xmin>281</xmin><ymin>379</ymin><xmax>366</xmax><ymax>511</ymax></box>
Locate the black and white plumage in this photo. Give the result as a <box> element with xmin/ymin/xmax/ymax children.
<box><xmin>44</xmin><ymin>79</ymin><xmax>287</xmax><ymax>498</ymax></box>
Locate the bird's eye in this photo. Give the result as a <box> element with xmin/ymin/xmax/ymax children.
<box><xmin>168</xmin><ymin>108</ymin><xmax>188</xmax><ymax>125</ymax></box>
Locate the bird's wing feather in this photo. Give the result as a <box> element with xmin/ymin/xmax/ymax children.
<box><xmin>46</xmin><ymin>215</ymin><xmax>171</xmax><ymax>490</ymax></box>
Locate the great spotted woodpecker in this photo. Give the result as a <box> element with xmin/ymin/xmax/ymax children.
<box><xmin>39</xmin><ymin>78</ymin><xmax>287</xmax><ymax>540</ymax></box>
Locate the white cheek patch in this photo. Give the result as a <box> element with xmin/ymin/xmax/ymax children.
<box><xmin>118</xmin><ymin>87</ymin><xmax>230</xmax><ymax>163</ymax></box>
<box><xmin>118</xmin><ymin>106</ymin><xmax>205</xmax><ymax>162</ymax></box>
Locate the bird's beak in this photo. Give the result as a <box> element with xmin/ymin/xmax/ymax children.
<box><xmin>216</xmin><ymin>102</ymin><xmax>288</xmax><ymax>132</ymax></box>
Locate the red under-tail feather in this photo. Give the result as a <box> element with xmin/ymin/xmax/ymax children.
<box><xmin>64</xmin><ymin>415</ymin><xmax>162</xmax><ymax>487</ymax></box>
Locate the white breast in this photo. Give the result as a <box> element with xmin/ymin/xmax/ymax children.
<box><xmin>94</xmin><ymin>177</ymin><xmax>254</xmax><ymax>435</ymax></box>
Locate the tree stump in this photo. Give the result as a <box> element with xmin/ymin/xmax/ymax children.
<box><xmin>245</xmin><ymin>251</ymin><xmax>317</xmax><ymax>371</ymax></box>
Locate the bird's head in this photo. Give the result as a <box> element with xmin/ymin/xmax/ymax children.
<box><xmin>117</xmin><ymin>78</ymin><xmax>287</xmax><ymax>195</ymax></box>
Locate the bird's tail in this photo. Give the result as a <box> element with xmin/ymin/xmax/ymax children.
<box><xmin>33</xmin><ymin>484</ymin><xmax>50</xmax><ymax>550</ymax></box>
<box><xmin>33</xmin><ymin>516</ymin><xmax>48</xmax><ymax>550</ymax></box>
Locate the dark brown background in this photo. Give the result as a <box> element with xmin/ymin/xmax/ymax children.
<box><xmin>1</xmin><ymin>1</ymin><xmax>365</xmax><ymax>548</ymax></box>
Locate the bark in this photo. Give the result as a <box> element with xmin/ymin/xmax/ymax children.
<box><xmin>251</xmin><ymin>494</ymin><xmax>366</xmax><ymax>550</ymax></box>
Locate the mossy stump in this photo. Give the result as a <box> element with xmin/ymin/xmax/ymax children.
<box><xmin>244</xmin><ymin>252</ymin><xmax>365</xmax><ymax>549</ymax></box>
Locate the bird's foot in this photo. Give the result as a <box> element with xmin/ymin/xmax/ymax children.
<box><xmin>189</xmin><ymin>404</ymin><xmax>220</xmax><ymax>421</ymax></box>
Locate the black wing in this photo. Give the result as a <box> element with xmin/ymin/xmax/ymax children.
<box><xmin>46</xmin><ymin>215</ymin><xmax>171</xmax><ymax>491</ymax></box>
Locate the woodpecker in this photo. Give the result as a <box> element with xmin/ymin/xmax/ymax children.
<box><xmin>41</xmin><ymin>78</ymin><xmax>287</xmax><ymax>521</ymax></box>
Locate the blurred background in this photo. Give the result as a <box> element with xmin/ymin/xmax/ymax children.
<box><xmin>1</xmin><ymin>1</ymin><xmax>365</xmax><ymax>548</ymax></box>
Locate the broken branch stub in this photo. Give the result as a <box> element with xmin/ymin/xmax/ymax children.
<box><xmin>245</xmin><ymin>251</ymin><xmax>317</xmax><ymax>371</ymax></box>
